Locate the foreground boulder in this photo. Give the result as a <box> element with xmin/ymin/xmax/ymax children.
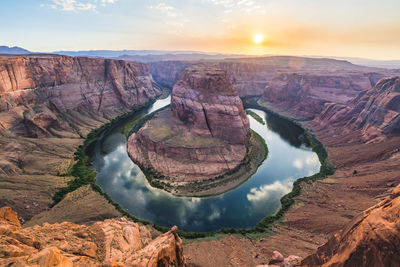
<box><xmin>128</xmin><ymin>65</ymin><xmax>250</xmax><ymax>183</ymax></box>
<box><xmin>0</xmin><ymin>206</ymin><xmax>185</xmax><ymax>266</ymax></box>
<box><xmin>256</xmin><ymin>251</ymin><xmax>302</xmax><ymax>267</ymax></box>
<box><xmin>302</xmin><ymin>184</ymin><xmax>400</xmax><ymax>266</ymax></box>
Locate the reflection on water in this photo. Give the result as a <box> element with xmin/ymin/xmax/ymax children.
<box><xmin>92</xmin><ymin>100</ymin><xmax>320</xmax><ymax>232</ymax></box>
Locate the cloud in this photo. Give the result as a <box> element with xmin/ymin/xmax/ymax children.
<box><xmin>293</xmin><ymin>154</ymin><xmax>320</xmax><ymax>170</ymax></box>
<box><xmin>47</xmin><ymin>0</ymin><xmax>117</xmax><ymax>12</ymax></box>
<box><xmin>293</xmin><ymin>159</ymin><xmax>303</xmax><ymax>169</ymax></box>
<box><xmin>149</xmin><ymin>2</ymin><xmax>177</xmax><ymax>17</ymax></box>
<box><xmin>247</xmin><ymin>179</ymin><xmax>293</xmax><ymax>204</ymax></box>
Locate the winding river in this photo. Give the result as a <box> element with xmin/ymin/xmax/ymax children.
<box><xmin>91</xmin><ymin>96</ymin><xmax>320</xmax><ymax>232</ymax></box>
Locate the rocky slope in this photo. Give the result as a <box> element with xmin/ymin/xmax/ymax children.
<box><xmin>0</xmin><ymin>54</ymin><xmax>163</xmax><ymax>223</ymax></box>
<box><xmin>302</xmin><ymin>184</ymin><xmax>400</xmax><ymax>266</ymax></box>
<box><xmin>128</xmin><ymin>65</ymin><xmax>250</xmax><ymax>183</ymax></box>
<box><xmin>0</xmin><ymin>54</ymin><xmax>162</xmax><ymax>138</ymax></box>
<box><xmin>0</xmin><ymin>206</ymin><xmax>185</xmax><ymax>266</ymax></box>
<box><xmin>313</xmin><ymin>76</ymin><xmax>400</xmax><ymax>143</ymax></box>
<box><xmin>261</xmin><ymin>72</ymin><xmax>384</xmax><ymax>120</ymax></box>
<box><xmin>147</xmin><ymin>56</ymin><xmax>397</xmax><ymax>98</ymax></box>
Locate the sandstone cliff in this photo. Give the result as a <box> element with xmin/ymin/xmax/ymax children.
<box><xmin>128</xmin><ymin>65</ymin><xmax>250</xmax><ymax>183</ymax></box>
<box><xmin>0</xmin><ymin>54</ymin><xmax>162</xmax><ymax>137</ymax></box>
<box><xmin>0</xmin><ymin>54</ymin><xmax>162</xmax><ymax>224</ymax></box>
<box><xmin>314</xmin><ymin>77</ymin><xmax>400</xmax><ymax>143</ymax></box>
<box><xmin>147</xmin><ymin>56</ymin><xmax>395</xmax><ymax>98</ymax></box>
<box><xmin>302</xmin><ymin>184</ymin><xmax>400</xmax><ymax>266</ymax></box>
<box><xmin>0</xmin><ymin>206</ymin><xmax>185</xmax><ymax>266</ymax></box>
<box><xmin>261</xmin><ymin>72</ymin><xmax>384</xmax><ymax>120</ymax></box>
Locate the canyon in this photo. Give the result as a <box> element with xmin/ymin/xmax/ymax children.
<box><xmin>0</xmin><ymin>54</ymin><xmax>399</xmax><ymax>266</ymax></box>
<box><xmin>0</xmin><ymin>54</ymin><xmax>163</xmax><ymax>223</ymax></box>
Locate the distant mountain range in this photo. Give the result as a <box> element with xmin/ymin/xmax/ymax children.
<box><xmin>1</xmin><ymin>45</ymin><xmax>400</xmax><ymax>69</ymax></box>
<box><xmin>0</xmin><ymin>46</ymin><xmax>31</xmax><ymax>54</ymax></box>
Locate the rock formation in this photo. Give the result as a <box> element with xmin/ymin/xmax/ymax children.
<box><xmin>314</xmin><ymin>77</ymin><xmax>400</xmax><ymax>142</ymax></box>
<box><xmin>128</xmin><ymin>65</ymin><xmax>250</xmax><ymax>183</ymax></box>
<box><xmin>0</xmin><ymin>206</ymin><xmax>185</xmax><ymax>267</ymax></box>
<box><xmin>256</xmin><ymin>251</ymin><xmax>302</xmax><ymax>267</ymax></box>
<box><xmin>261</xmin><ymin>72</ymin><xmax>385</xmax><ymax>119</ymax></box>
<box><xmin>302</xmin><ymin>184</ymin><xmax>400</xmax><ymax>266</ymax></box>
<box><xmin>147</xmin><ymin>56</ymin><xmax>397</xmax><ymax>98</ymax></box>
<box><xmin>0</xmin><ymin>54</ymin><xmax>163</xmax><ymax>224</ymax></box>
<box><xmin>0</xmin><ymin>54</ymin><xmax>162</xmax><ymax>137</ymax></box>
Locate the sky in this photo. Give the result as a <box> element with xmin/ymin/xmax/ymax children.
<box><xmin>1</xmin><ymin>0</ymin><xmax>400</xmax><ymax>59</ymax></box>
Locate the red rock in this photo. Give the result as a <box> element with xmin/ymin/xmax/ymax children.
<box><xmin>0</xmin><ymin>54</ymin><xmax>162</xmax><ymax>137</ymax></box>
<box><xmin>262</xmin><ymin>73</ymin><xmax>380</xmax><ymax>120</ymax></box>
<box><xmin>314</xmin><ymin>77</ymin><xmax>400</xmax><ymax>143</ymax></box>
<box><xmin>0</xmin><ymin>206</ymin><xmax>21</xmax><ymax>228</ymax></box>
<box><xmin>269</xmin><ymin>250</ymin><xmax>284</xmax><ymax>264</ymax></box>
<box><xmin>0</xmin><ymin>206</ymin><xmax>185</xmax><ymax>266</ymax></box>
<box><xmin>128</xmin><ymin>65</ymin><xmax>250</xmax><ymax>182</ymax></box>
<box><xmin>302</xmin><ymin>184</ymin><xmax>400</xmax><ymax>266</ymax></box>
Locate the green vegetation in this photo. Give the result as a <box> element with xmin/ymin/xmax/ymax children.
<box><xmin>123</xmin><ymin>117</ymin><xmax>142</xmax><ymax>137</ymax></box>
<box><xmin>246</xmin><ymin>109</ymin><xmax>265</xmax><ymax>125</ymax></box>
<box><xmin>53</xmin><ymin>94</ymin><xmax>334</xmax><ymax>241</ymax></box>
<box><xmin>52</xmin><ymin>99</ymin><xmax>158</xmax><ymax>206</ymax></box>
<box><xmin>133</xmin><ymin>128</ymin><xmax>268</xmax><ymax>197</ymax></box>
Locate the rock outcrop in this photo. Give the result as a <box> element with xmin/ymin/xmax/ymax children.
<box><xmin>256</xmin><ymin>251</ymin><xmax>302</xmax><ymax>267</ymax></box>
<box><xmin>0</xmin><ymin>206</ymin><xmax>185</xmax><ymax>267</ymax></box>
<box><xmin>128</xmin><ymin>65</ymin><xmax>250</xmax><ymax>183</ymax></box>
<box><xmin>0</xmin><ymin>54</ymin><xmax>162</xmax><ymax>137</ymax></box>
<box><xmin>261</xmin><ymin>72</ymin><xmax>385</xmax><ymax>119</ymax></box>
<box><xmin>314</xmin><ymin>77</ymin><xmax>400</xmax><ymax>142</ymax></box>
<box><xmin>302</xmin><ymin>184</ymin><xmax>400</xmax><ymax>266</ymax></box>
<box><xmin>0</xmin><ymin>54</ymin><xmax>163</xmax><ymax>225</ymax></box>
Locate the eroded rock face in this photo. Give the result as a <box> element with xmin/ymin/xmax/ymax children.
<box><xmin>128</xmin><ymin>65</ymin><xmax>250</xmax><ymax>182</ymax></box>
<box><xmin>170</xmin><ymin>66</ymin><xmax>250</xmax><ymax>144</ymax></box>
<box><xmin>261</xmin><ymin>72</ymin><xmax>383</xmax><ymax>120</ymax></box>
<box><xmin>302</xmin><ymin>184</ymin><xmax>400</xmax><ymax>266</ymax></box>
<box><xmin>0</xmin><ymin>54</ymin><xmax>162</xmax><ymax>137</ymax></box>
<box><xmin>0</xmin><ymin>206</ymin><xmax>185</xmax><ymax>267</ymax></box>
<box><xmin>314</xmin><ymin>77</ymin><xmax>400</xmax><ymax>142</ymax></box>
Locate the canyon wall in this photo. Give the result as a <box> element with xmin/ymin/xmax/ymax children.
<box><xmin>0</xmin><ymin>54</ymin><xmax>162</xmax><ymax>137</ymax></box>
<box><xmin>147</xmin><ymin>57</ymin><xmax>396</xmax><ymax>103</ymax></box>
<box><xmin>0</xmin><ymin>54</ymin><xmax>163</xmax><ymax>223</ymax></box>
<box><xmin>261</xmin><ymin>72</ymin><xmax>385</xmax><ymax>119</ymax></box>
<box><xmin>314</xmin><ymin>76</ymin><xmax>400</xmax><ymax>143</ymax></box>
<box><xmin>128</xmin><ymin>65</ymin><xmax>250</xmax><ymax>183</ymax></box>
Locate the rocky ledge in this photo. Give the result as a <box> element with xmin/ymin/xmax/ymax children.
<box><xmin>302</xmin><ymin>183</ymin><xmax>400</xmax><ymax>266</ymax></box>
<box><xmin>127</xmin><ymin>65</ymin><xmax>254</xmax><ymax>191</ymax></box>
<box><xmin>0</xmin><ymin>206</ymin><xmax>185</xmax><ymax>267</ymax></box>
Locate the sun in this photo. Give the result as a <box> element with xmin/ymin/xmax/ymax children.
<box><xmin>253</xmin><ymin>34</ymin><xmax>264</xmax><ymax>44</ymax></box>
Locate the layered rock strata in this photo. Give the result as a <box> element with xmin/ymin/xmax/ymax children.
<box><xmin>0</xmin><ymin>54</ymin><xmax>162</xmax><ymax>137</ymax></box>
<box><xmin>302</xmin><ymin>184</ymin><xmax>400</xmax><ymax>266</ymax></box>
<box><xmin>0</xmin><ymin>54</ymin><xmax>162</xmax><ymax>223</ymax></box>
<box><xmin>261</xmin><ymin>72</ymin><xmax>384</xmax><ymax>120</ymax></box>
<box><xmin>0</xmin><ymin>206</ymin><xmax>185</xmax><ymax>267</ymax></box>
<box><xmin>128</xmin><ymin>65</ymin><xmax>250</xmax><ymax>182</ymax></box>
<box><xmin>314</xmin><ymin>77</ymin><xmax>400</xmax><ymax>143</ymax></box>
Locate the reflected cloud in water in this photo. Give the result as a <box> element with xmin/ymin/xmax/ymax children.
<box><xmin>92</xmin><ymin>99</ymin><xmax>321</xmax><ymax>231</ymax></box>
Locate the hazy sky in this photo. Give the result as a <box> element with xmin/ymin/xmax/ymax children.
<box><xmin>1</xmin><ymin>0</ymin><xmax>400</xmax><ymax>59</ymax></box>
